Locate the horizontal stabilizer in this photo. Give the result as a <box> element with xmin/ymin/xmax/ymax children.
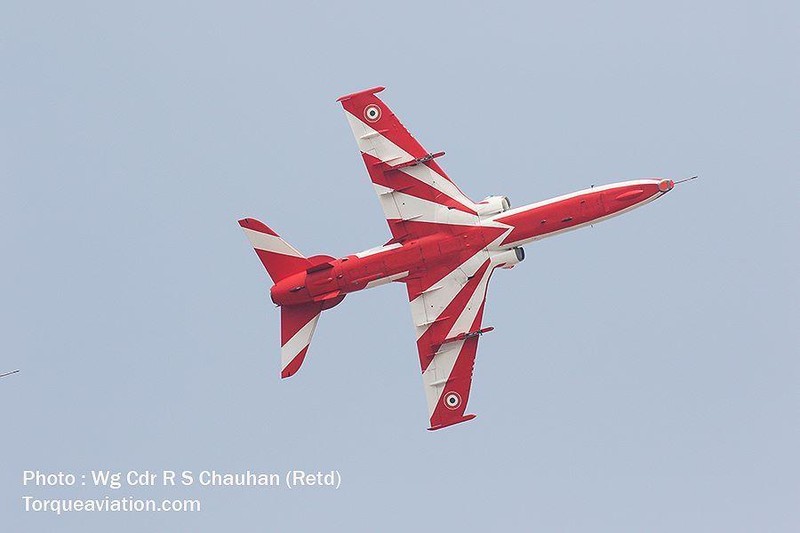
<box><xmin>280</xmin><ymin>302</ymin><xmax>324</xmax><ymax>378</ymax></box>
<box><xmin>239</xmin><ymin>218</ymin><xmax>310</xmax><ymax>283</ymax></box>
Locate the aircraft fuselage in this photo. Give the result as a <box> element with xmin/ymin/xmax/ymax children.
<box><xmin>270</xmin><ymin>178</ymin><xmax>674</xmax><ymax>307</ymax></box>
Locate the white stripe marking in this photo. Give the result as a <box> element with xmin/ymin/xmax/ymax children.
<box><xmin>354</xmin><ymin>243</ymin><xmax>402</xmax><ymax>258</ymax></box>
<box><xmin>343</xmin><ymin>110</ymin><xmax>476</xmax><ymax>211</ymax></box>
<box><xmin>364</xmin><ymin>271</ymin><xmax>409</xmax><ymax>289</ymax></box>
<box><xmin>243</xmin><ymin>228</ymin><xmax>304</xmax><ymax>258</ymax></box>
<box><xmin>421</xmin><ymin>261</ymin><xmax>496</xmax><ymax>415</ymax></box>
<box><xmin>422</xmin><ymin>341</ymin><xmax>464</xmax><ymax>417</ymax></box>
<box><xmin>490</xmin><ymin>179</ymin><xmax>663</xmax><ymax>221</ymax></box>
<box><xmin>495</xmin><ymin>189</ymin><xmax>668</xmax><ymax>249</ymax></box>
<box><xmin>410</xmin><ymin>250</ymin><xmax>489</xmax><ymax>337</ymax></box>
<box><xmin>281</xmin><ymin>314</ymin><xmax>320</xmax><ymax>370</ymax></box>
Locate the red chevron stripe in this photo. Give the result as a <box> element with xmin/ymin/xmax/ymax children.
<box><xmin>362</xmin><ymin>153</ymin><xmax>476</xmax><ymax>215</ymax></box>
<box><xmin>416</xmin><ymin>259</ymin><xmax>491</xmax><ymax>372</ymax></box>
<box><xmin>428</xmin><ymin>278</ymin><xmax>490</xmax><ymax>427</ymax></box>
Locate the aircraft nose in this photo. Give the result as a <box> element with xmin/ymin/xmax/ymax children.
<box><xmin>658</xmin><ymin>179</ymin><xmax>674</xmax><ymax>192</ymax></box>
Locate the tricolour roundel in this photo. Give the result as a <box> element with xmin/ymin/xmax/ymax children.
<box><xmin>364</xmin><ymin>104</ymin><xmax>381</xmax><ymax>122</ymax></box>
<box><xmin>443</xmin><ymin>391</ymin><xmax>462</xmax><ymax>410</ymax></box>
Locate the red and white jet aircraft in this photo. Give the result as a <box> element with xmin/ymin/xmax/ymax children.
<box><xmin>240</xmin><ymin>87</ymin><xmax>680</xmax><ymax>430</ymax></box>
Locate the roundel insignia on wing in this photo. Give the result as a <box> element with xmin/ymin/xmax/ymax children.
<box><xmin>444</xmin><ymin>392</ymin><xmax>461</xmax><ymax>410</ymax></box>
<box><xmin>364</xmin><ymin>104</ymin><xmax>381</xmax><ymax>122</ymax></box>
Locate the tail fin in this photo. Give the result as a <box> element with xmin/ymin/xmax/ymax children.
<box><xmin>239</xmin><ymin>218</ymin><xmax>310</xmax><ymax>282</ymax></box>
<box><xmin>280</xmin><ymin>302</ymin><xmax>324</xmax><ymax>378</ymax></box>
<box><xmin>240</xmin><ymin>217</ymin><xmax>326</xmax><ymax>378</ymax></box>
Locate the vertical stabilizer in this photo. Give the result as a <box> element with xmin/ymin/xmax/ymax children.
<box><xmin>239</xmin><ymin>218</ymin><xmax>310</xmax><ymax>282</ymax></box>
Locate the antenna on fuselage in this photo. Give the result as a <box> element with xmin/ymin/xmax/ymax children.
<box><xmin>0</xmin><ymin>369</ymin><xmax>20</xmax><ymax>378</ymax></box>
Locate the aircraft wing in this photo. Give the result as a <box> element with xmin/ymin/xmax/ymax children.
<box><xmin>338</xmin><ymin>87</ymin><xmax>479</xmax><ymax>242</ymax></box>
<box><xmin>405</xmin><ymin>250</ymin><xmax>498</xmax><ymax>430</ymax></box>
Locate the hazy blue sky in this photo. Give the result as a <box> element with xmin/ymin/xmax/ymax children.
<box><xmin>2</xmin><ymin>1</ymin><xmax>798</xmax><ymax>531</ymax></box>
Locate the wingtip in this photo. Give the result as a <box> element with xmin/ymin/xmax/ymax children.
<box><xmin>238</xmin><ymin>217</ymin><xmax>278</xmax><ymax>236</ymax></box>
<box><xmin>281</xmin><ymin>361</ymin><xmax>301</xmax><ymax>379</ymax></box>
<box><xmin>336</xmin><ymin>86</ymin><xmax>386</xmax><ymax>102</ymax></box>
<box><xmin>427</xmin><ymin>414</ymin><xmax>477</xmax><ymax>431</ymax></box>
